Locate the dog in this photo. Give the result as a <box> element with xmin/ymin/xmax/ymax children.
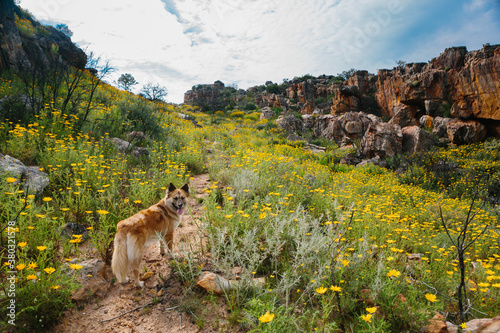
<box><xmin>111</xmin><ymin>183</ymin><xmax>189</xmax><ymax>287</ymax></box>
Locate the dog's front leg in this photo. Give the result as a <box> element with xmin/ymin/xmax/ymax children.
<box><xmin>160</xmin><ymin>233</ymin><xmax>174</xmax><ymax>258</ymax></box>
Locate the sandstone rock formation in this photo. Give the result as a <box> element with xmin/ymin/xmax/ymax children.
<box><xmin>185</xmin><ymin>45</ymin><xmax>500</xmax><ymax>141</ymax></box>
<box><xmin>446</xmin><ymin>119</ymin><xmax>487</xmax><ymax>145</ymax></box>
<box><xmin>260</xmin><ymin>106</ymin><xmax>274</xmax><ymax>120</ymax></box>
<box><xmin>375</xmin><ymin>44</ymin><xmax>500</xmax><ymax>136</ymax></box>
<box><xmin>401</xmin><ymin>125</ymin><xmax>435</xmax><ymax>154</ymax></box>
<box><xmin>359</xmin><ymin>122</ymin><xmax>403</xmax><ymax>159</ymax></box>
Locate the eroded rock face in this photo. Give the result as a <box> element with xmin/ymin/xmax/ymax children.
<box><xmin>359</xmin><ymin>122</ymin><xmax>403</xmax><ymax>159</ymax></box>
<box><xmin>376</xmin><ymin>45</ymin><xmax>500</xmax><ymax>123</ymax></box>
<box><xmin>276</xmin><ymin>114</ymin><xmax>303</xmax><ymax>133</ymax></box>
<box><xmin>433</xmin><ymin>117</ymin><xmax>453</xmax><ymax>138</ymax></box>
<box><xmin>0</xmin><ymin>0</ymin><xmax>86</xmax><ymax>71</ymax></box>
<box><xmin>312</xmin><ymin>112</ymin><xmax>373</xmax><ymax>145</ymax></box>
<box><xmin>330</xmin><ymin>71</ymin><xmax>378</xmax><ymax>116</ymax></box>
<box><xmin>389</xmin><ymin>105</ymin><xmax>419</xmax><ymax>128</ymax></box>
<box><xmin>402</xmin><ymin>126</ymin><xmax>435</xmax><ymax>154</ymax></box>
<box><xmin>260</xmin><ymin>106</ymin><xmax>274</xmax><ymax>120</ymax></box>
<box><xmin>447</xmin><ymin>119</ymin><xmax>487</xmax><ymax>145</ymax></box>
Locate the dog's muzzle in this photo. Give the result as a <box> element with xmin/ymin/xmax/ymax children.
<box><xmin>173</xmin><ymin>202</ymin><xmax>184</xmax><ymax>215</ymax></box>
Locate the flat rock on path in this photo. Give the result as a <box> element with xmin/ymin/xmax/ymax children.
<box><xmin>53</xmin><ymin>174</ymin><xmax>212</xmax><ymax>333</ymax></box>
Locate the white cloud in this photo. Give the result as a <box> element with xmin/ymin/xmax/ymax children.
<box><xmin>19</xmin><ymin>0</ymin><xmax>499</xmax><ymax>102</ymax></box>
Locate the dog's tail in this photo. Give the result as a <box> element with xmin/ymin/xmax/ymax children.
<box><xmin>111</xmin><ymin>228</ymin><xmax>128</xmax><ymax>283</ymax></box>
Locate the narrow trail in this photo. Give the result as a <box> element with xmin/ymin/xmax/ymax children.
<box><xmin>54</xmin><ymin>173</ymin><xmax>213</xmax><ymax>333</ymax></box>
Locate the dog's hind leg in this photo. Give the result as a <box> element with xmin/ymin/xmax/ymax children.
<box><xmin>127</xmin><ymin>234</ymin><xmax>145</xmax><ymax>288</ymax></box>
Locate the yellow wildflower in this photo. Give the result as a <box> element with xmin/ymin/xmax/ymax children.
<box><xmin>259</xmin><ymin>311</ymin><xmax>275</xmax><ymax>323</ymax></box>
<box><xmin>44</xmin><ymin>267</ymin><xmax>56</xmax><ymax>274</ymax></box>
<box><xmin>361</xmin><ymin>314</ymin><xmax>372</xmax><ymax>322</ymax></box>
<box><xmin>387</xmin><ymin>269</ymin><xmax>401</xmax><ymax>278</ymax></box>
<box><xmin>315</xmin><ymin>287</ymin><xmax>328</xmax><ymax>294</ymax></box>
<box><xmin>425</xmin><ymin>294</ymin><xmax>437</xmax><ymax>303</ymax></box>
<box><xmin>330</xmin><ymin>285</ymin><xmax>341</xmax><ymax>292</ymax></box>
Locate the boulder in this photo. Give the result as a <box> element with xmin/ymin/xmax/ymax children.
<box><xmin>389</xmin><ymin>105</ymin><xmax>419</xmax><ymax>128</ymax></box>
<box><xmin>277</xmin><ymin>114</ymin><xmax>303</xmax><ymax>133</ymax></box>
<box><xmin>314</xmin><ymin>114</ymin><xmax>342</xmax><ymax>142</ymax></box>
<box><xmin>196</xmin><ymin>271</ymin><xmax>265</xmax><ymax>295</ymax></box>
<box><xmin>340</xmin><ymin>111</ymin><xmax>372</xmax><ymax>139</ymax></box>
<box><xmin>447</xmin><ymin>120</ymin><xmax>487</xmax><ymax>145</ymax></box>
<box><xmin>340</xmin><ymin>153</ymin><xmax>361</xmax><ymax>165</ymax></box>
<box><xmin>359</xmin><ymin>122</ymin><xmax>403</xmax><ymax>159</ymax></box>
<box><xmin>260</xmin><ymin>106</ymin><xmax>274</xmax><ymax>120</ymax></box>
<box><xmin>108</xmin><ymin>138</ymin><xmax>150</xmax><ymax>160</ymax></box>
<box><xmin>313</xmin><ymin>112</ymin><xmax>373</xmax><ymax>145</ymax></box>
<box><xmin>402</xmin><ymin>126</ymin><xmax>435</xmax><ymax>154</ymax></box>
<box><xmin>69</xmin><ymin>259</ymin><xmax>110</xmax><ymax>302</ymax></box>
<box><xmin>477</xmin><ymin>316</ymin><xmax>500</xmax><ymax>333</ymax></box>
<box><xmin>433</xmin><ymin>117</ymin><xmax>453</xmax><ymax>138</ymax></box>
<box><xmin>0</xmin><ymin>154</ymin><xmax>49</xmax><ymax>194</ymax></box>
<box><xmin>357</xmin><ymin>156</ymin><xmax>388</xmax><ymax>168</ymax></box>
<box><xmin>420</xmin><ymin>115</ymin><xmax>435</xmax><ymax>129</ymax></box>
<box><xmin>447</xmin><ymin>316</ymin><xmax>500</xmax><ymax>333</ymax></box>
<box><xmin>59</xmin><ymin>223</ymin><xmax>89</xmax><ymax>241</ymax></box>
<box><xmin>424</xmin><ymin>313</ymin><xmax>449</xmax><ymax>333</ymax></box>
<box><xmin>287</xmin><ymin>133</ymin><xmax>305</xmax><ymax>141</ymax></box>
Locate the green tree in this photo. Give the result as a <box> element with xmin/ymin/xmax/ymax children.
<box><xmin>117</xmin><ymin>73</ymin><xmax>138</xmax><ymax>92</ymax></box>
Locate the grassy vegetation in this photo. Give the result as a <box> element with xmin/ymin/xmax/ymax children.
<box><xmin>0</xmin><ymin>68</ymin><xmax>499</xmax><ymax>332</ymax></box>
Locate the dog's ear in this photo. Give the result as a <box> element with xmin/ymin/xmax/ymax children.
<box><xmin>180</xmin><ymin>183</ymin><xmax>190</xmax><ymax>196</ymax></box>
<box><xmin>168</xmin><ymin>183</ymin><xmax>177</xmax><ymax>193</ymax></box>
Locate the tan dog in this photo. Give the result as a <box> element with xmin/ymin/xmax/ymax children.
<box><xmin>111</xmin><ymin>183</ymin><xmax>189</xmax><ymax>287</ymax></box>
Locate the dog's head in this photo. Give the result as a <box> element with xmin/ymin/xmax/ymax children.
<box><xmin>166</xmin><ymin>183</ymin><xmax>189</xmax><ymax>215</ymax></box>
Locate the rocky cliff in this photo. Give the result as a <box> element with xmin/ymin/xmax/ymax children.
<box><xmin>0</xmin><ymin>0</ymin><xmax>86</xmax><ymax>72</ymax></box>
<box><xmin>185</xmin><ymin>44</ymin><xmax>500</xmax><ymax>137</ymax></box>
<box><xmin>374</xmin><ymin>44</ymin><xmax>499</xmax><ymax>131</ymax></box>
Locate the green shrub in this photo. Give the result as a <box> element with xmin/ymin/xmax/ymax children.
<box><xmin>230</xmin><ymin>110</ymin><xmax>245</xmax><ymax>118</ymax></box>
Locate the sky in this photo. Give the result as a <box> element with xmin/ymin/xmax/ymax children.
<box><xmin>19</xmin><ymin>0</ymin><xmax>500</xmax><ymax>103</ymax></box>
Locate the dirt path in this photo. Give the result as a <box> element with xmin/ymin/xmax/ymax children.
<box><xmin>54</xmin><ymin>174</ymin><xmax>213</xmax><ymax>333</ymax></box>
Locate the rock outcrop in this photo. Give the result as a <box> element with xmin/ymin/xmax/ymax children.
<box><xmin>0</xmin><ymin>153</ymin><xmax>49</xmax><ymax>194</ymax></box>
<box><xmin>359</xmin><ymin>122</ymin><xmax>403</xmax><ymax>159</ymax></box>
<box><xmin>107</xmin><ymin>138</ymin><xmax>150</xmax><ymax>160</ymax></box>
<box><xmin>402</xmin><ymin>125</ymin><xmax>435</xmax><ymax>154</ymax></box>
<box><xmin>375</xmin><ymin>44</ymin><xmax>500</xmax><ymax>136</ymax></box>
<box><xmin>0</xmin><ymin>0</ymin><xmax>86</xmax><ymax>72</ymax></box>
<box><xmin>185</xmin><ymin>45</ymin><xmax>500</xmax><ymax>141</ymax></box>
